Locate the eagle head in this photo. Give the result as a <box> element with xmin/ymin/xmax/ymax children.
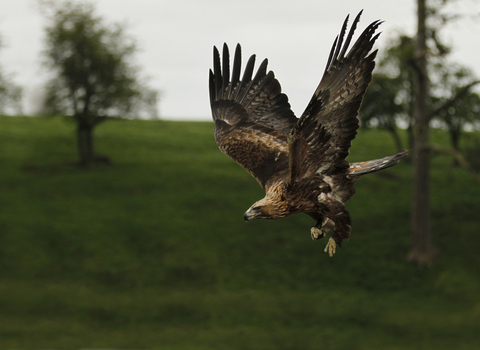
<box><xmin>244</xmin><ymin>197</ymin><xmax>281</xmax><ymax>221</ymax></box>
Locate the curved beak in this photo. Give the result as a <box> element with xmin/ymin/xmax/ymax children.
<box><xmin>244</xmin><ymin>209</ymin><xmax>254</xmax><ymax>222</ymax></box>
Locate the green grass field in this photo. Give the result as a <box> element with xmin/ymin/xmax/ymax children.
<box><xmin>0</xmin><ymin>116</ymin><xmax>479</xmax><ymax>349</ymax></box>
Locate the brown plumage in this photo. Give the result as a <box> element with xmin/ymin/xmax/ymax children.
<box><xmin>209</xmin><ymin>12</ymin><xmax>407</xmax><ymax>256</ymax></box>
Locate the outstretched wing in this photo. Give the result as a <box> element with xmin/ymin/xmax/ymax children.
<box><xmin>209</xmin><ymin>43</ymin><xmax>298</xmax><ymax>189</ymax></box>
<box><xmin>288</xmin><ymin>11</ymin><xmax>382</xmax><ymax>184</ymax></box>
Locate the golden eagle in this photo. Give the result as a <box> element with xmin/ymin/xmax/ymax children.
<box><xmin>209</xmin><ymin>12</ymin><xmax>407</xmax><ymax>256</ymax></box>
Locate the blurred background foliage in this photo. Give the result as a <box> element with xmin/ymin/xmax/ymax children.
<box><xmin>360</xmin><ymin>32</ymin><xmax>480</xmax><ymax>154</ymax></box>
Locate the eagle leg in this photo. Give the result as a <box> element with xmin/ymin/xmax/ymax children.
<box><xmin>310</xmin><ymin>215</ymin><xmax>335</xmax><ymax>240</ymax></box>
<box><xmin>329</xmin><ymin>208</ymin><xmax>352</xmax><ymax>253</ymax></box>
<box><xmin>321</xmin><ymin>205</ymin><xmax>352</xmax><ymax>257</ymax></box>
<box><xmin>310</xmin><ymin>214</ymin><xmax>332</xmax><ymax>240</ymax></box>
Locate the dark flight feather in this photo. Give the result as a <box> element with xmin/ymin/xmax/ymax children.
<box><xmin>229</xmin><ymin>44</ymin><xmax>242</xmax><ymax>97</ymax></box>
<box><xmin>222</xmin><ymin>44</ymin><xmax>230</xmax><ymax>97</ymax></box>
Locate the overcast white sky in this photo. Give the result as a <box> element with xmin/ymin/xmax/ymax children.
<box><xmin>0</xmin><ymin>0</ymin><xmax>479</xmax><ymax>120</ymax></box>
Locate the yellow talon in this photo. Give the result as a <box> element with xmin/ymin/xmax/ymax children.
<box><xmin>311</xmin><ymin>227</ymin><xmax>326</xmax><ymax>240</ymax></box>
<box><xmin>324</xmin><ymin>237</ymin><xmax>336</xmax><ymax>257</ymax></box>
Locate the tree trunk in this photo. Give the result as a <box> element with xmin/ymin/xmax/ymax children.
<box><xmin>407</xmin><ymin>0</ymin><xmax>438</xmax><ymax>266</ymax></box>
<box><xmin>77</xmin><ymin>123</ymin><xmax>95</xmax><ymax>167</ymax></box>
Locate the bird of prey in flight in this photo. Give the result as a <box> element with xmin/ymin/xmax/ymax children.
<box><xmin>209</xmin><ymin>11</ymin><xmax>407</xmax><ymax>256</ymax></box>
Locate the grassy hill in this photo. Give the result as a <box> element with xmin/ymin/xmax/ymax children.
<box><xmin>0</xmin><ymin>116</ymin><xmax>479</xmax><ymax>349</ymax></box>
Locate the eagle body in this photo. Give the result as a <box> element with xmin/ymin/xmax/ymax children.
<box><xmin>209</xmin><ymin>12</ymin><xmax>407</xmax><ymax>256</ymax></box>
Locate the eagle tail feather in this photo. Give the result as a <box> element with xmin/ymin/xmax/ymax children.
<box><xmin>347</xmin><ymin>150</ymin><xmax>408</xmax><ymax>178</ymax></box>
